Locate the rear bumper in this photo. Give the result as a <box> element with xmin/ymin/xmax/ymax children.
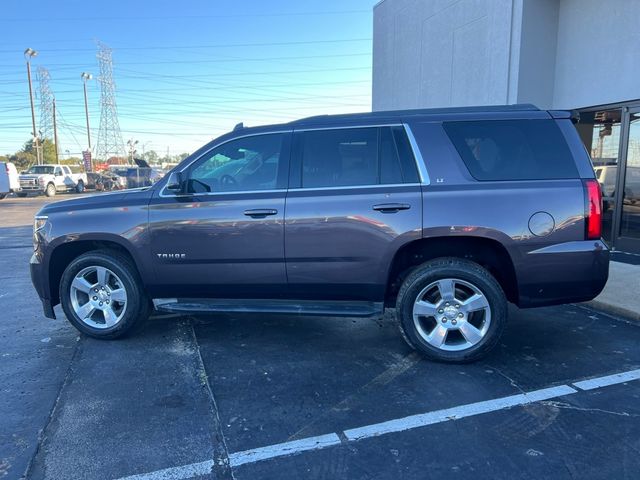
<box><xmin>517</xmin><ymin>240</ymin><xmax>609</xmax><ymax>308</ymax></box>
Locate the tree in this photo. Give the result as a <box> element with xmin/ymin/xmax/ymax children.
<box><xmin>142</xmin><ymin>150</ymin><xmax>159</xmax><ymax>164</ymax></box>
<box><xmin>10</xmin><ymin>151</ymin><xmax>36</xmax><ymax>171</ymax></box>
<box><xmin>22</xmin><ymin>138</ymin><xmax>58</xmax><ymax>163</ymax></box>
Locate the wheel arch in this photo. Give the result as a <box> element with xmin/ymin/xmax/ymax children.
<box><xmin>385</xmin><ymin>236</ymin><xmax>518</xmax><ymax>307</ymax></box>
<box><xmin>47</xmin><ymin>236</ymin><xmax>143</xmax><ymax>306</ymax></box>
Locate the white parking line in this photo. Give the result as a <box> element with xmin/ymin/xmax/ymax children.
<box><xmin>343</xmin><ymin>385</ymin><xmax>576</xmax><ymax>441</ymax></box>
<box><xmin>228</xmin><ymin>433</ymin><xmax>342</xmax><ymax>467</ymax></box>
<box><xmin>573</xmin><ymin>368</ymin><xmax>640</xmax><ymax>391</ymax></box>
<box><xmin>116</xmin><ymin>460</ymin><xmax>213</xmax><ymax>480</ymax></box>
<box><xmin>114</xmin><ymin>367</ymin><xmax>640</xmax><ymax>480</ymax></box>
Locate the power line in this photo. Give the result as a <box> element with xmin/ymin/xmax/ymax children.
<box><xmin>0</xmin><ymin>38</ymin><xmax>372</xmax><ymax>54</ymax></box>
<box><xmin>0</xmin><ymin>9</ymin><xmax>370</xmax><ymax>23</ymax></box>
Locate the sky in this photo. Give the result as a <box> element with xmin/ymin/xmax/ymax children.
<box><xmin>0</xmin><ymin>0</ymin><xmax>377</xmax><ymax>159</ymax></box>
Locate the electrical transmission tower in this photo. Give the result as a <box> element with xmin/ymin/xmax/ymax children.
<box><xmin>95</xmin><ymin>42</ymin><xmax>125</xmax><ymax>162</ymax></box>
<box><xmin>37</xmin><ymin>66</ymin><xmax>54</xmax><ymax>142</ymax></box>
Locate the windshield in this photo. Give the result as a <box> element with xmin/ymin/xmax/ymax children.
<box><xmin>26</xmin><ymin>166</ymin><xmax>55</xmax><ymax>175</ymax></box>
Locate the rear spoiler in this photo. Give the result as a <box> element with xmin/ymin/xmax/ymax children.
<box><xmin>548</xmin><ymin>110</ymin><xmax>580</xmax><ymax>124</ymax></box>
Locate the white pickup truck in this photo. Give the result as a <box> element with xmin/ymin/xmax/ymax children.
<box><xmin>18</xmin><ymin>164</ymin><xmax>87</xmax><ymax>197</ymax></box>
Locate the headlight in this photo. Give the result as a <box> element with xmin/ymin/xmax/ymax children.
<box><xmin>34</xmin><ymin>215</ymin><xmax>48</xmax><ymax>232</ymax></box>
<box><xmin>33</xmin><ymin>215</ymin><xmax>48</xmax><ymax>251</ymax></box>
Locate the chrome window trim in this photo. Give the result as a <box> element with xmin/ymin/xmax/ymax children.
<box><xmin>159</xmin><ymin>129</ymin><xmax>292</xmax><ymax>197</ymax></box>
<box><xmin>403</xmin><ymin>123</ymin><xmax>430</xmax><ymax>185</ymax></box>
<box><xmin>160</xmin><ymin>189</ymin><xmax>288</xmax><ymax>199</ymax></box>
<box><xmin>159</xmin><ymin>123</ymin><xmax>426</xmax><ymax>198</ymax></box>
<box><xmin>287</xmin><ymin>183</ymin><xmax>421</xmax><ymax>193</ymax></box>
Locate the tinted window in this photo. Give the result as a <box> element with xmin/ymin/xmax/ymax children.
<box><xmin>300</xmin><ymin>128</ymin><xmax>377</xmax><ymax>188</ymax></box>
<box><xmin>189</xmin><ymin>133</ymin><xmax>285</xmax><ymax>193</ymax></box>
<box><xmin>380</xmin><ymin>127</ymin><xmax>403</xmax><ymax>184</ymax></box>
<box><xmin>299</xmin><ymin>127</ymin><xmax>414</xmax><ymax>188</ymax></box>
<box><xmin>443</xmin><ymin>120</ymin><xmax>578</xmax><ymax>181</ymax></box>
<box><xmin>392</xmin><ymin>126</ymin><xmax>420</xmax><ymax>183</ymax></box>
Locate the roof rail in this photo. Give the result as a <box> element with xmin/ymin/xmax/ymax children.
<box><xmin>292</xmin><ymin>104</ymin><xmax>540</xmax><ymax>125</ymax></box>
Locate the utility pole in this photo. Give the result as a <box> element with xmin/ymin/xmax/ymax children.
<box><xmin>81</xmin><ymin>72</ymin><xmax>93</xmax><ymax>151</ymax></box>
<box><xmin>52</xmin><ymin>98</ymin><xmax>59</xmax><ymax>164</ymax></box>
<box><xmin>24</xmin><ymin>48</ymin><xmax>41</xmax><ymax>165</ymax></box>
<box><xmin>127</xmin><ymin>138</ymin><xmax>138</xmax><ymax>164</ymax></box>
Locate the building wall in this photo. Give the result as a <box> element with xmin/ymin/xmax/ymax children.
<box><xmin>553</xmin><ymin>0</ymin><xmax>640</xmax><ymax>109</ymax></box>
<box><xmin>373</xmin><ymin>0</ymin><xmax>640</xmax><ymax>111</ymax></box>
<box><xmin>372</xmin><ymin>0</ymin><xmax>517</xmax><ymax>111</ymax></box>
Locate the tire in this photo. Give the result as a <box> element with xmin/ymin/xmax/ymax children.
<box><xmin>0</xmin><ymin>193</ymin><xmax>6</xmax><ymax>200</ymax></box>
<box><xmin>16</xmin><ymin>192</ymin><xmax>27</xmax><ymax>198</ymax></box>
<box><xmin>45</xmin><ymin>183</ymin><xmax>56</xmax><ymax>197</ymax></box>
<box><xmin>75</xmin><ymin>180</ymin><xmax>85</xmax><ymax>193</ymax></box>
<box><xmin>59</xmin><ymin>250</ymin><xmax>150</xmax><ymax>339</ymax></box>
<box><xmin>396</xmin><ymin>257</ymin><xmax>507</xmax><ymax>363</ymax></box>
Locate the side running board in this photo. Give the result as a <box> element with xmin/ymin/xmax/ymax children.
<box><xmin>152</xmin><ymin>298</ymin><xmax>383</xmax><ymax>318</ymax></box>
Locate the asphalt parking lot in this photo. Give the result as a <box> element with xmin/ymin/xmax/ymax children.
<box><xmin>2</xmin><ymin>194</ymin><xmax>640</xmax><ymax>480</ymax></box>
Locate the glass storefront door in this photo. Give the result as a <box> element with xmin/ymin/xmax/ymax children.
<box><xmin>577</xmin><ymin>104</ymin><xmax>640</xmax><ymax>253</ymax></box>
<box><xmin>616</xmin><ymin>109</ymin><xmax>640</xmax><ymax>250</ymax></box>
<box><xmin>577</xmin><ymin>109</ymin><xmax>622</xmax><ymax>246</ymax></box>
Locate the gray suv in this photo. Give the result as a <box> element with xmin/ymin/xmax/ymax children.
<box><xmin>30</xmin><ymin>105</ymin><xmax>609</xmax><ymax>362</ymax></box>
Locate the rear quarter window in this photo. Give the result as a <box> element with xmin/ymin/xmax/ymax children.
<box><xmin>443</xmin><ymin>119</ymin><xmax>578</xmax><ymax>181</ymax></box>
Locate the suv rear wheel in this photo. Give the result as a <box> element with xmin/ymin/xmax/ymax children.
<box><xmin>59</xmin><ymin>250</ymin><xmax>150</xmax><ymax>339</ymax></box>
<box><xmin>396</xmin><ymin>257</ymin><xmax>507</xmax><ymax>363</ymax></box>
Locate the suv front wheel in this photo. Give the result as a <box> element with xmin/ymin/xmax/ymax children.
<box><xmin>59</xmin><ymin>250</ymin><xmax>150</xmax><ymax>339</ymax></box>
<box><xmin>396</xmin><ymin>258</ymin><xmax>507</xmax><ymax>363</ymax></box>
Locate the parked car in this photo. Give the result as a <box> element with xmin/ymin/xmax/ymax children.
<box><xmin>0</xmin><ymin>161</ymin><xmax>20</xmax><ymax>199</ymax></box>
<box><xmin>30</xmin><ymin>105</ymin><xmax>609</xmax><ymax>363</ymax></box>
<box><xmin>18</xmin><ymin>164</ymin><xmax>87</xmax><ymax>197</ymax></box>
<box><xmin>86</xmin><ymin>172</ymin><xmax>125</xmax><ymax>192</ymax></box>
<box><xmin>594</xmin><ymin>165</ymin><xmax>640</xmax><ymax>209</ymax></box>
<box><xmin>106</xmin><ymin>160</ymin><xmax>161</xmax><ymax>189</ymax></box>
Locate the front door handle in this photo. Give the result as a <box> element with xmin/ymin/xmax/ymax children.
<box><xmin>244</xmin><ymin>208</ymin><xmax>278</xmax><ymax>218</ymax></box>
<box><xmin>372</xmin><ymin>203</ymin><xmax>411</xmax><ymax>213</ymax></box>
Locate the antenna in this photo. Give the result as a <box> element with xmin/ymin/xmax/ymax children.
<box><xmin>95</xmin><ymin>41</ymin><xmax>125</xmax><ymax>163</ymax></box>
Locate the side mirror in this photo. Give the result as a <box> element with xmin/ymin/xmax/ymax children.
<box><xmin>164</xmin><ymin>171</ymin><xmax>183</xmax><ymax>194</ymax></box>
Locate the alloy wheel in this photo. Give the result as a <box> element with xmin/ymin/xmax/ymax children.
<box><xmin>69</xmin><ymin>266</ymin><xmax>128</xmax><ymax>329</ymax></box>
<box><xmin>412</xmin><ymin>278</ymin><xmax>491</xmax><ymax>351</ymax></box>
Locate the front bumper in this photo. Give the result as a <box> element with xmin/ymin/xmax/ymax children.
<box><xmin>30</xmin><ymin>253</ymin><xmax>56</xmax><ymax>319</ymax></box>
<box><xmin>517</xmin><ymin>240</ymin><xmax>610</xmax><ymax>308</ymax></box>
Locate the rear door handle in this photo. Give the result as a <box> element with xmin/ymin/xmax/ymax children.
<box><xmin>243</xmin><ymin>208</ymin><xmax>278</xmax><ymax>218</ymax></box>
<box><xmin>372</xmin><ymin>203</ymin><xmax>411</xmax><ymax>213</ymax></box>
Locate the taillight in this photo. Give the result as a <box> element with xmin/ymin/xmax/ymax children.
<box><xmin>584</xmin><ymin>179</ymin><xmax>602</xmax><ymax>240</ymax></box>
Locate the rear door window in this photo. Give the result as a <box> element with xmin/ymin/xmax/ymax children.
<box><xmin>297</xmin><ymin>127</ymin><xmax>418</xmax><ymax>188</ymax></box>
<box><xmin>443</xmin><ymin>119</ymin><xmax>578</xmax><ymax>181</ymax></box>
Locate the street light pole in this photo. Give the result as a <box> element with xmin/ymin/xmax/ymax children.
<box><xmin>80</xmin><ymin>72</ymin><xmax>92</xmax><ymax>151</ymax></box>
<box><xmin>24</xmin><ymin>48</ymin><xmax>41</xmax><ymax>165</ymax></box>
<box><xmin>52</xmin><ymin>98</ymin><xmax>59</xmax><ymax>164</ymax></box>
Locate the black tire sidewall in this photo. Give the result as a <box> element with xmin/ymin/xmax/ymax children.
<box><xmin>76</xmin><ymin>181</ymin><xmax>84</xmax><ymax>193</ymax></box>
<box><xmin>59</xmin><ymin>252</ymin><xmax>148</xmax><ymax>339</ymax></box>
<box><xmin>397</xmin><ymin>259</ymin><xmax>507</xmax><ymax>363</ymax></box>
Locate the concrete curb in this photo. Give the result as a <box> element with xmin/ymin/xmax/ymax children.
<box><xmin>585</xmin><ymin>300</ymin><xmax>640</xmax><ymax>322</ymax></box>
<box><xmin>584</xmin><ymin>261</ymin><xmax>640</xmax><ymax>322</ymax></box>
